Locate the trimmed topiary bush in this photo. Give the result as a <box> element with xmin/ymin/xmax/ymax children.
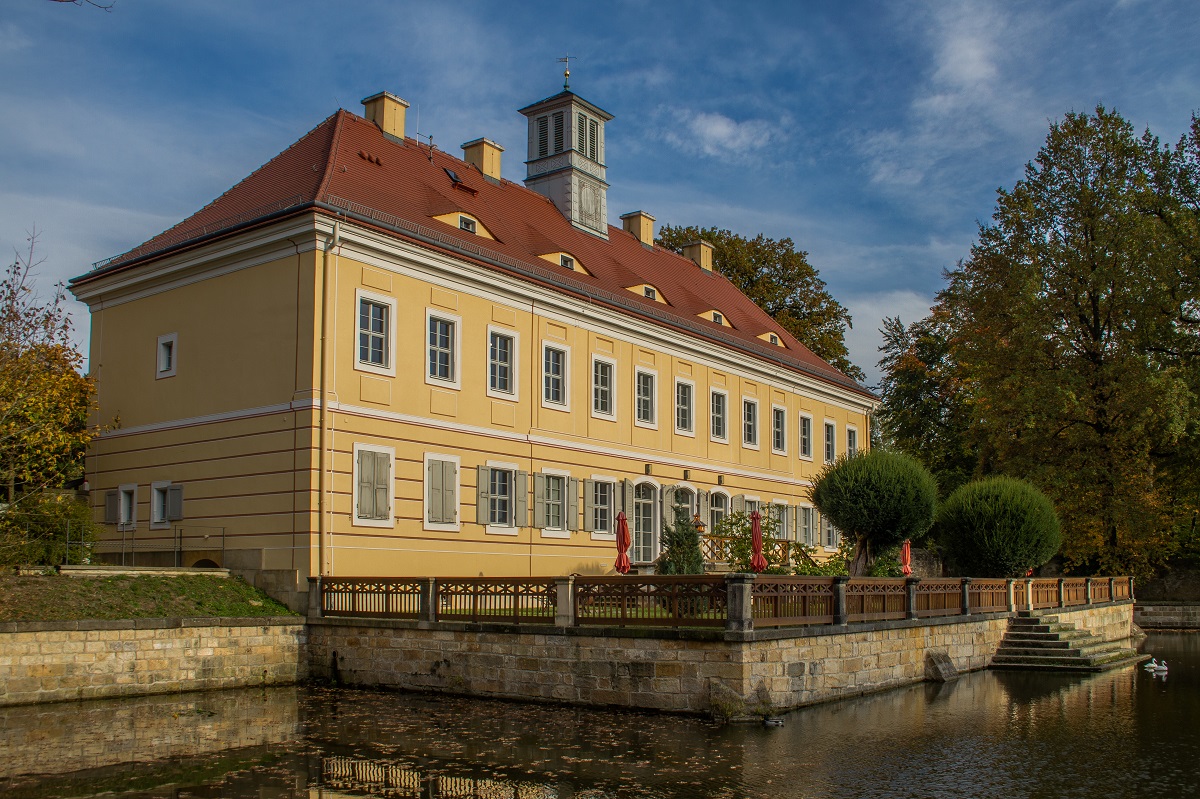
<box><xmin>935</xmin><ymin>476</ymin><xmax>1061</xmax><ymax>577</ymax></box>
<box><xmin>810</xmin><ymin>449</ymin><xmax>937</xmax><ymax>576</ymax></box>
<box><xmin>655</xmin><ymin>505</ymin><xmax>706</xmax><ymax>575</ymax></box>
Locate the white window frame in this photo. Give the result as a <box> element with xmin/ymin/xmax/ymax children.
<box><xmin>674</xmin><ymin>377</ymin><xmax>695</xmax><ymax>436</ymax></box>
<box><xmin>155</xmin><ymin>333</ymin><xmax>177</xmax><ymax>380</ymax></box>
<box><xmin>118</xmin><ymin>483</ymin><xmax>137</xmax><ymax>531</ymax></box>
<box><xmin>423</xmin><ymin>452</ymin><xmax>461</xmax><ymax>533</ymax></box>
<box><xmin>771</xmin><ymin>404</ymin><xmax>787</xmax><ymax>455</ymax></box>
<box><xmin>823</xmin><ymin>514</ymin><xmax>840</xmax><ymax>550</ymax></box>
<box><xmin>560</xmin><ymin>254</ymin><xmax>575</xmax><ymax>270</ymax></box>
<box><xmin>824</xmin><ymin>419</ymin><xmax>837</xmax><ymax>464</ymax></box>
<box><xmin>150</xmin><ymin>480</ymin><xmax>172</xmax><ymax>530</ymax></box>
<box><xmin>539</xmin><ymin>467</ymin><xmax>572</xmax><ymax>539</ymax></box>
<box><xmin>799</xmin><ymin>413</ymin><xmax>814</xmax><ymax>460</ymax></box>
<box><xmin>631</xmin><ymin>477</ymin><xmax>661</xmax><ymax>564</ymax></box>
<box><xmin>424</xmin><ymin>308</ymin><xmax>462</xmax><ymax>389</ymax></box>
<box><xmin>588</xmin><ymin>474</ymin><xmax>618</xmax><ymax>541</ymax></box>
<box><xmin>643</xmin><ymin>286</ymin><xmax>657</xmax><ymax>300</ymax></box>
<box><xmin>485</xmin><ymin>325</ymin><xmax>520</xmax><ymax>401</ymax></box>
<box><xmin>770</xmin><ymin>500</ymin><xmax>791</xmax><ymax>540</ymax></box>
<box><xmin>483</xmin><ymin>459</ymin><xmax>520</xmax><ymax>536</ymax></box>
<box><xmin>799</xmin><ymin>504</ymin><xmax>816</xmax><ymax>546</ymax></box>
<box><xmin>709</xmin><ymin>489</ymin><xmax>730</xmax><ymax>532</ymax></box>
<box><xmin>742</xmin><ymin>397</ymin><xmax>760</xmax><ymax>450</ymax></box>
<box><xmin>352</xmin><ymin>443</ymin><xmax>395</xmax><ymax>528</ymax></box>
<box><xmin>743</xmin><ymin>495</ymin><xmax>762</xmax><ymax>516</ymax></box>
<box><xmin>459</xmin><ymin>215</ymin><xmax>477</xmax><ymax>234</ymax></box>
<box><xmin>590</xmin><ymin>355</ymin><xmax>617</xmax><ymax>420</ymax></box>
<box><xmin>541</xmin><ymin>341</ymin><xmax>571</xmax><ymax>410</ymax></box>
<box><xmin>356</xmin><ymin>289</ymin><xmax>397</xmax><ymax>377</ymax></box>
<box><xmin>847</xmin><ymin>425</ymin><xmax>859</xmax><ymax>457</ymax></box>
<box><xmin>634</xmin><ymin>368</ymin><xmax>658</xmax><ymax>429</ymax></box>
<box><xmin>710</xmin><ymin>389</ymin><xmax>729</xmax><ymax>443</ymax></box>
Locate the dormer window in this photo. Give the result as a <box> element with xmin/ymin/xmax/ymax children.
<box><xmin>459</xmin><ymin>216</ymin><xmax>477</xmax><ymax>234</ymax></box>
<box><xmin>560</xmin><ymin>254</ymin><xmax>575</xmax><ymax>270</ymax></box>
<box><xmin>644</xmin><ymin>286</ymin><xmax>656</xmax><ymax>300</ymax></box>
<box><xmin>769</xmin><ymin>333</ymin><xmax>779</xmax><ymax>345</ymax></box>
<box><xmin>712</xmin><ymin>312</ymin><xmax>723</xmax><ymax>325</ymax></box>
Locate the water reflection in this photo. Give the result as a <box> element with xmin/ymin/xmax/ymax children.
<box><xmin>0</xmin><ymin>633</ymin><xmax>1195</xmax><ymax>799</ymax></box>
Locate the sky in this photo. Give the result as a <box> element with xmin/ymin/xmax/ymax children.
<box><xmin>2</xmin><ymin>0</ymin><xmax>1198</xmax><ymax>387</ymax></box>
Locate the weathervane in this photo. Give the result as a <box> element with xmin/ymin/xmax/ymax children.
<box><xmin>558</xmin><ymin>53</ymin><xmax>576</xmax><ymax>90</ymax></box>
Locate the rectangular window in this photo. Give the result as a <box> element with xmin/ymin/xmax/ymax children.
<box><xmin>114</xmin><ymin>484</ymin><xmax>136</xmax><ymax>530</ymax></box>
<box><xmin>552</xmin><ymin>111</ymin><xmax>564</xmax><ymax>153</ymax></box>
<box><xmin>675</xmin><ymin>381</ymin><xmax>693</xmax><ymax>433</ymax></box>
<box><xmin>360</xmin><ymin>300</ymin><xmax>389</xmax><ymax>367</ymax></box>
<box><xmin>799</xmin><ymin>415</ymin><xmax>813</xmax><ymax>459</ymax></box>
<box><xmin>591</xmin><ymin>480</ymin><xmax>612</xmax><ymax>533</ymax></box>
<box><xmin>593</xmin><ymin>359</ymin><xmax>613</xmax><ymax>416</ymax></box>
<box><xmin>544</xmin><ymin>475</ymin><xmax>564</xmax><ymax>529</ymax></box>
<box><xmin>425</xmin><ymin>457</ymin><xmax>458</xmax><ymax>526</ymax></box>
<box><xmin>459</xmin><ymin>216</ymin><xmax>477</xmax><ymax>234</ymax></box>
<box><xmin>800</xmin><ymin>506</ymin><xmax>814</xmax><ymax>546</ymax></box>
<box><xmin>771</xmin><ymin>503</ymin><xmax>790</xmax><ymax>540</ymax></box>
<box><xmin>847</xmin><ymin>427</ymin><xmax>858</xmax><ymax>457</ymax></box>
<box><xmin>428</xmin><ymin>317</ymin><xmax>455</xmax><ymax>382</ymax></box>
<box><xmin>711</xmin><ymin>391</ymin><xmax>727</xmax><ymax>440</ymax></box>
<box><xmin>643</xmin><ymin>286</ymin><xmax>656</xmax><ymax>300</ymax></box>
<box><xmin>744</xmin><ymin>499</ymin><xmax>760</xmax><ymax>515</ymax></box>
<box><xmin>824</xmin><ymin>421</ymin><xmax>836</xmax><ymax>463</ymax></box>
<box><xmin>156</xmin><ymin>333</ymin><xmax>177</xmax><ymax>379</ymax></box>
<box><xmin>636</xmin><ymin>371</ymin><xmax>656</xmax><ymax>424</ymax></box>
<box><xmin>150</xmin><ymin>481</ymin><xmax>182</xmax><ymax>528</ymax></box>
<box><xmin>537</xmin><ymin>115</ymin><xmax>549</xmax><ymax>158</ymax></box>
<box><xmin>543</xmin><ymin>346</ymin><xmax>566</xmax><ymax>405</ymax></box>
<box><xmin>560</xmin><ymin>254</ymin><xmax>574</xmax><ymax>270</ymax></box>
<box><xmin>712</xmin><ymin>312</ymin><xmax>723</xmax><ymax>325</ymax></box>
<box><xmin>772</xmin><ymin>407</ymin><xmax>787</xmax><ymax>453</ymax></box>
<box><xmin>710</xmin><ymin>492</ymin><xmax>728</xmax><ymax>530</ymax></box>
<box><xmin>355</xmin><ymin>446</ymin><xmax>392</xmax><ymax>524</ymax></box>
<box><xmin>823</xmin><ymin>515</ymin><xmax>838</xmax><ymax>548</ymax></box>
<box><xmin>487</xmin><ymin>468</ymin><xmax>512</xmax><ymax>526</ymax></box>
<box><xmin>489</xmin><ymin>332</ymin><xmax>514</xmax><ymax>394</ymax></box>
<box><xmin>743</xmin><ymin>399</ymin><xmax>758</xmax><ymax>447</ymax></box>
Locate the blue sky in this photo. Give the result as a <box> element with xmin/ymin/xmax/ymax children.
<box><xmin>2</xmin><ymin>1</ymin><xmax>1197</xmax><ymax>386</ymax></box>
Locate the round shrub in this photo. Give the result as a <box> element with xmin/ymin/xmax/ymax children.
<box><xmin>810</xmin><ymin>449</ymin><xmax>937</xmax><ymax>575</ymax></box>
<box><xmin>935</xmin><ymin>476</ymin><xmax>1061</xmax><ymax>577</ymax></box>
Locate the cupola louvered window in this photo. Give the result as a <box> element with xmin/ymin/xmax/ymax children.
<box><xmin>537</xmin><ymin>116</ymin><xmax>549</xmax><ymax>158</ymax></box>
<box><xmin>552</xmin><ymin>111</ymin><xmax>564</xmax><ymax>153</ymax></box>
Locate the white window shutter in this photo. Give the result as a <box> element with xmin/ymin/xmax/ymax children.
<box><xmin>477</xmin><ymin>465</ymin><xmax>489</xmax><ymax>525</ymax></box>
<box><xmin>357</xmin><ymin>450</ymin><xmax>374</xmax><ymax>519</ymax></box>
<box><xmin>567</xmin><ymin>478</ymin><xmax>579</xmax><ymax>531</ymax></box>
<box><xmin>104</xmin><ymin>490</ymin><xmax>119</xmax><ymax>524</ymax></box>
<box><xmin>533</xmin><ymin>473</ymin><xmax>546</xmax><ymax>529</ymax></box>
<box><xmin>583</xmin><ymin>479</ymin><xmax>596</xmax><ymax>532</ymax></box>
<box><xmin>515</xmin><ymin>471</ymin><xmax>528</xmax><ymax>527</ymax></box>
<box><xmin>621</xmin><ymin>479</ymin><xmax>634</xmax><ymax>515</ymax></box>
<box><xmin>661</xmin><ymin>485</ymin><xmax>676</xmax><ymax>524</ymax></box>
<box><xmin>732</xmin><ymin>494</ymin><xmax>746</xmax><ymax>514</ymax></box>
<box><xmin>427</xmin><ymin>459</ymin><xmax>441</xmax><ymax>522</ymax></box>
<box><xmin>442</xmin><ymin>460</ymin><xmax>457</xmax><ymax>523</ymax></box>
<box><xmin>373</xmin><ymin>451</ymin><xmax>391</xmax><ymax>521</ymax></box>
<box><xmin>698</xmin><ymin>490</ymin><xmax>710</xmax><ymax>522</ymax></box>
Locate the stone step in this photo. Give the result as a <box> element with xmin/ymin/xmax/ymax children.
<box><xmin>1004</xmin><ymin>629</ymin><xmax>1088</xmax><ymax>641</ymax></box>
<box><xmin>997</xmin><ymin>641</ymin><xmax>1121</xmax><ymax>659</ymax></box>
<box><xmin>990</xmin><ymin>652</ymin><xmax>1148</xmax><ymax>673</ymax></box>
<box><xmin>1008</xmin><ymin>620</ymin><xmax>1077</xmax><ymax>633</ymax></box>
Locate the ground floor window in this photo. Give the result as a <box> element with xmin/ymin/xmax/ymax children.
<box><xmin>633</xmin><ymin>483</ymin><xmax>656</xmax><ymax>563</ymax></box>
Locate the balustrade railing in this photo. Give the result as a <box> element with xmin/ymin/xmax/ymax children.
<box><xmin>318</xmin><ymin>574</ymin><xmax>1134</xmax><ymax>631</ymax></box>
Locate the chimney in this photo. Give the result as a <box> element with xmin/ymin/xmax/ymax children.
<box><xmin>682</xmin><ymin>240</ymin><xmax>714</xmax><ymax>272</ymax></box>
<box><xmin>620</xmin><ymin>211</ymin><xmax>656</xmax><ymax>247</ymax></box>
<box><xmin>461</xmin><ymin>138</ymin><xmax>504</xmax><ymax>182</ymax></box>
<box><xmin>361</xmin><ymin>91</ymin><xmax>410</xmax><ymax>142</ymax></box>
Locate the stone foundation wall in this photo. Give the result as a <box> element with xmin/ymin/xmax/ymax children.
<box><xmin>1135</xmin><ymin>602</ymin><xmax>1200</xmax><ymax>629</ymax></box>
<box><xmin>309</xmin><ymin>601</ymin><xmax>1135</xmax><ymax>717</ymax></box>
<box><xmin>0</xmin><ymin>617</ymin><xmax>306</xmax><ymax>707</ymax></box>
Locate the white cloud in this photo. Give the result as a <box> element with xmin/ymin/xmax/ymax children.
<box><xmin>661</xmin><ymin>108</ymin><xmax>773</xmax><ymax>159</ymax></box>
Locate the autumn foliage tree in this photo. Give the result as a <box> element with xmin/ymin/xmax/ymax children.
<box><xmin>656</xmin><ymin>225</ymin><xmax>864</xmax><ymax>381</ymax></box>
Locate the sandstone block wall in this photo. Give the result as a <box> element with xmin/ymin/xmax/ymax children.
<box><xmin>0</xmin><ymin>617</ymin><xmax>306</xmax><ymax>707</ymax></box>
<box><xmin>1134</xmin><ymin>602</ymin><xmax>1200</xmax><ymax>629</ymax></box>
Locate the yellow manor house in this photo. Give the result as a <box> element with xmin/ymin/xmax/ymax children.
<box><xmin>69</xmin><ymin>85</ymin><xmax>876</xmax><ymax>606</ymax></box>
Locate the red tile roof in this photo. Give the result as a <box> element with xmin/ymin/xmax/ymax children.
<box><xmin>74</xmin><ymin>109</ymin><xmax>872</xmax><ymax>399</ymax></box>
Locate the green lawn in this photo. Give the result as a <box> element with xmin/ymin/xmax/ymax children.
<box><xmin>0</xmin><ymin>573</ymin><xmax>296</xmax><ymax>622</ymax></box>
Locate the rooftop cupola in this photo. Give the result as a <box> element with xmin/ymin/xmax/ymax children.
<box><xmin>518</xmin><ymin>77</ymin><xmax>613</xmax><ymax>238</ymax></box>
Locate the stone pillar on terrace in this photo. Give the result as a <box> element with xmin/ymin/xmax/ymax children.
<box><xmin>833</xmin><ymin>576</ymin><xmax>849</xmax><ymax>625</ymax></box>
<box><xmin>725</xmin><ymin>573</ymin><xmax>755</xmax><ymax>633</ymax></box>
<box><xmin>1085</xmin><ymin>577</ymin><xmax>1094</xmax><ymax>605</ymax></box>
<box><xmin>554</xmin><ymin>576</ymin><xmax>574</xmax><ymax>627</ymax></box>
<box><xmin>905</xmin><ymin>577</ymin><xmax>920</xmax><ymax>620</ymax></box>
<box><xmin>960</xmin><ymin>577</ymin><xmax>972</xmax><ymax>616</ymax></box>
<box><xmin>1006</xmin><ymin>578</ymin><xmax>1016</xmax><ymax>613</ymax></box>
<box><xmin>419</xmin><ymin>577</ymin><xmax>437</xmax><ymax>623</ymax></box>
<box><xmin>1057</xmin><ymin>577</ymin><xmax>1066</xmax><ymax>609</ymax></box>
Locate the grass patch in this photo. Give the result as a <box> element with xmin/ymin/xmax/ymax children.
<box><xmin>0</xmin><ymin>573</ymin><xmax>296</xmax><ymax>622</ymax></box>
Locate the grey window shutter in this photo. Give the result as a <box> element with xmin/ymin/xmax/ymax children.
<box><xmin>104</xmin><ymin>490</ymin><xmax>119</xmax><ymax>524</ymax></box>
<box><xmin>732</xmin><ymin>494</ymin><xmax>746</xmax><ymax>514</ymax></box>
<box><xmin>442</xmin><ymin>460</ymin><xmax>457</xmax><ymax>523</ymax></box>
<box><xmin>476</xmin><ymin>465</ymin><xmax>489</xmax><ymax>524</ymax></box>
<box><xmin>358</xmin><ymin>450</ymin><xmax>374</xmax><ymax>519</ymax></box>
<box><xmin>166</xmin><ymin>485</ymin><xmax>184</xmax><ymax>521</ymax></box>
<box><xmin>621</xmin><ymin>479</ymin><xmax>634</xmax><ymax>515</ymax></box>
<box><xmin>373</xmin><ymin>451</ymin><xmax>391</xmax><ymax>520</ymax></box>
<box><xmin>698</xmin><ymin>490</ymin><xmax>710</xmax><ymax>523</ymax></box>
<box><xmin>583</xmin><ymin>479</ymin><xmax>596</xmax><ymax>532</ymax></box>
<box><xmin>533</xmin><ymin>473</ymin><xmax>546</xmax><ymax>529</ymax></box>
<box><xmin>661</xmin><ymin>485</ymin><xmax>677</xmax><ymax>524</ymax></box>
<box><xmin>515</xmin><ymin>470</ymin><xmax>528</xmax><ymax>526</ymax></box>
<box><xmin>567</xmin><ymin>478</ymin><xmax>579</xmax><ymax>531</ymax></box>
<box><xmin>427</xmin><ymin>459</ymin><xmax>441</xmax><ymax>522</ymax></box>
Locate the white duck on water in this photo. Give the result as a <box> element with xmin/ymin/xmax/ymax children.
<box><xmin>1144</xmin><ymin>658</ymin><xmax>1159</xmax><ymax>670</ymax></box>
<box><xmin>1153</xmin><ymin>660</ymin><xmax>1169</xmax><ymax>674</ymax></box>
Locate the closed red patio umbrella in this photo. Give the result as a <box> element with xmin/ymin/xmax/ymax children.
<box><xmin>900</xmin><ymin>539</ymin><xmax>913</xmax><ymax>576</ymax></box>
<box><xmin>614</xmin><ymin>511</ymin><xmax>632</xmax><ymax>574</ymax></box>
<box><xmin>750</xmin><ymin>510</ymin><xmax>768</xmax><ymax>573</ymax></box>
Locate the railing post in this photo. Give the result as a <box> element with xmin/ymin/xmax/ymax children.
<box><xmin>554</xmin><ymin>576</ymin><xmax>574</xmax><ymax>627</ymax></box>
<box><xmin>1108</xmin><ymin>576</ymin><xmax>1116</xmax><ymax>603</ymax></box>
<box><xmin>1057</xmin><ymin>577</ymin><xmax>1066</xmax><ymax>609</ymax></box>
<box><xmin>419</xmin><ymin>577</ymin><xmax>437</xmax><ymax>623</ymax></box>
<box><xmin>1006</xmin><ymin>578</ymin><xmax>1016</xmax><ymax>613</ymax></box>
<box><xmin>905</xmin><ymin>577</ymin><xmax>920</xmax><ymax>620</ymax></box>
<box><xmin>1128</xmin><ymin>576</ymin><xmax>1136</xmax><ymax>602</ymax></box>
<box><xmin>1024</xmin><ymin>578</ymin><xmax>1034</xmax><ymax>611</ymax></box>
<box><xmin>725</xmin><ymin>573</ymin><xmax>754</xmax><ymax>633</ymax></box>
<box><xmin>960</xmin><ymin>577</ymin><xmax>972</xmax><ymax>616</ymax></box>
<box><xmin>833</xmin><ymin>576</ymin><xmax>849</xmax><ymax>625</ymax></box>
<box><xmin>1085</xmin><ymin>577</ymin><xmax>1093</xmax><ymax>605</ymax></box>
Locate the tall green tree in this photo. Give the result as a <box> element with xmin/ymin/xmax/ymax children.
<box><xmin>935</xmin><ymin>107</ymin><xmax>1200</xmax><ymax>578</ymax></box>
<box><xmin>656</xmin><ymin>225</ymin><xmax>864</xmax><ymax>381</ymax></box>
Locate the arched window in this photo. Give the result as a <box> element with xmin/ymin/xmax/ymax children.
<box><xmin>633</xmin><ymin>483</ymin><xmax>657</xmax><ymax>563</ymax></box>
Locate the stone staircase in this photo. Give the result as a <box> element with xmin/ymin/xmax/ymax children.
<box><xmin>990</xmin><ymin>611</ymin><xmax>1148</xmax><ymax>672</ymax></box>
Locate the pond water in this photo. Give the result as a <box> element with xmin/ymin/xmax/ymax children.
<box><xmin>1</xmin><ymin>632</ymin><xmax>1196</xmax><ymax>799</ymax></box>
